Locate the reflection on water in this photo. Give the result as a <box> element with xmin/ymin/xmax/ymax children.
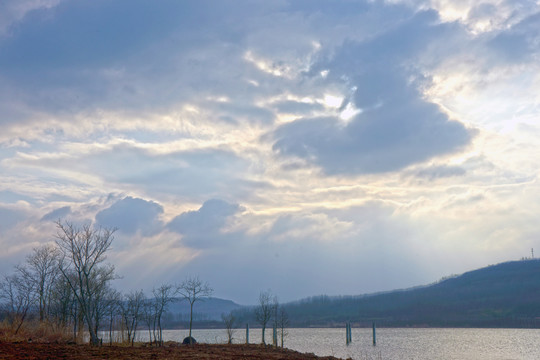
<box><xmin>102</xmin><ymin>327</ymin><xmax>540</xmax><ymax>360</ymax></box>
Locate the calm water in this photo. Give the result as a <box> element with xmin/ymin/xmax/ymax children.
<box><xmin>105</xmin><ymin>327</ymin><xmax>540</xmax><ymax>360</ymax></box>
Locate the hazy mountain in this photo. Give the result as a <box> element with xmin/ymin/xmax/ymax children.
<box><xmin>164</xmin><ymin>297</ymin><xmax>243</xmax><ymax>323</ymax></box>
<box><xmin>270</xmin><ymin>259</ymin><xmax>540</xmax><ymax>327</ymax></box>
<box><xmin>163</xmin><ymin>259</ymin><xmax>540</xmax><ymax>328</ymax></box>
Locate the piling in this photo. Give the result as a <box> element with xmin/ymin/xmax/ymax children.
<box><xmin>372</xmin><ymin>322</ymin><xmax>376</xmax><ymax>346</ymax></box>
<box><xmin>246</xmin><ymin>324</ymin><xmax>249</xmax><ymax>344</ymax></box>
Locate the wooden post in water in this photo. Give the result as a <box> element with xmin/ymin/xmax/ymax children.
<box><xmin>372</xmin><ymin>322</ymin><xmax>376</xmax><ymax>346</ymax></box>
<box><xmin>346</xmin><ymin>322</ymin><xmax>352</xmax><ymax>345</ymax></box>
<box><xmin>273</xmin><ymin>324</ymin><xmax>277</xmax><ymax>346</ymax></box>
<box><xmin>246</xmin><ymin>324</ymin><xmax>249</xmax><ymax>344</ymax></box>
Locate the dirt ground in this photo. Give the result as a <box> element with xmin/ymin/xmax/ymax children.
<box><xmin>0</xmin><ymin>341</ymin><xmax>346</xmax><ymax>360</ymax></box>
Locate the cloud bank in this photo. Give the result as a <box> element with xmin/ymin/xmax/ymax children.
<box><xmin>1</xmin><ymin>0</ymin><xmax>540</xmax><ymax>303</ymax></box>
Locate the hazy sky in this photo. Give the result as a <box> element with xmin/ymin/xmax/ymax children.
<box><xmin>1</xmin><ymin>0</ymin><xmax>539</xmax><ymax>304</ymax></box>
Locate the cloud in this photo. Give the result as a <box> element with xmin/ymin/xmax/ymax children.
<box><xmin>0</xmin><ymin>190</ymin><xmax>36</xmax><ymax>204</ymax></box>
<box><xmin>406</xmin><ymin>164</ymin><xmax>467</xmax><ymax>180</ymax></box>
<box><xmin>488</xmin><ymin>11</ymin><xmax>540</xmax><ymax>63</ymax></box>
<box><xmin>0</xmin><ymin>205</ymin><xmax>27</xmax><ymax>232</ymax></box>
<box><xmin>167</xmin><ymin>199</ymin><xmax>242</xmax><ymax>248</ymax></box>
<box><xmin>1</xmin><ymin>0</ymin><xmax>539</xmax><ymax>305</ymax></box>
<box><xmin>272</xmin><ymin>10</ymin><xmax>475</xmax><ymax>175</ymax></box>
<box><xmin>40</xmin><ymin>205</ymin><xmax>71</xmax><ymax>222</ymax></box>
<box><xmin>0</xmin><ymin>0</ymin><xmax>62</xmax><ymax>37</ymax></box>
<box><xmin>95</xmin><ymin>196</ymin><xmax>163</xmax><ymax>236</ymax></box>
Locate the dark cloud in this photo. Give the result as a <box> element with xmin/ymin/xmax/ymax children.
<box><xmin>95</xmin><ymin>196</ymin><xmax>163</xmax><ymax>235</ymax></box>
<box><xmin>0</xmin><ymin>0</ymin><xmax>285</xmax><ymax>123</ymax></box>
<box><xmin>273</xmin><ymin>10</ymin><xmax>475</xmax><ymax>175</ymax></box>
<box><xmin>41</xmin><ymin>206</ymin><xmax>71</xmax><ymax>222</ymax></box>
<box><xmin>167</xmin><ymin>199</ymin><xmax>241</xmax><ymax>248</ymax></box>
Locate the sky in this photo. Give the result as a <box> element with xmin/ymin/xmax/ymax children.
<box><xmin>1</xmin><ymin>0</ymin><xmax>539</xmax><ymax>305</ymax></box>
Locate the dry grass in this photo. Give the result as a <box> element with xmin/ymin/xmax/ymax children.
<box><xmin>0</xmin><ymin>320</ymin><xmax>73</xmax><ymax>343</ymax></box>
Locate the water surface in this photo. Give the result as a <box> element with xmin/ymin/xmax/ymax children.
<box><xmin>106</xmin><ymin>327</ymin><xmax>540</xmax><ymax>360</ymax></box>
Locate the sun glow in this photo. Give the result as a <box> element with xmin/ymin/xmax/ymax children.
<box><xmin>322</xmin><ymin>94</ymin><xmax>343</xmax><ymax>108</ymax></box>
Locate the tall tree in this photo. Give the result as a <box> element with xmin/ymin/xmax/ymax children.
<box><xmin>277</xmin><ymin>306</ymin><xmax>289</xmax><ymax>348</ymax></box>
<box><xmin>54</xmin><ymin>220</ymin><xmax>117</xmax><ymax>346</ymax></box>
<box><xmin>104</xmin><ymin>289</ymin><xmax>122</xmax><ymax>345</ymax></box>
<box><xmin>48</xmin><ymin>275</ymin><xmax>75</xmax><ymax>331</ymax></box>
<box><xmin>255</xmin><ymin>290</ymin><xmax>276</xmax><ymax>345</ymax></box>
<box><xmin>120</xmin><ymin>290</ymin><xmax>144</xmax><ymax>346</ymax></box>
<box><xmin>178</xmin><ymin>276</ymin><xmax>213</xmax><ymax>344</ymax></box>
<box><xmin>152</xmin><ymin>284</ymin><xmax>179</xmax><ymax>345</ymax></box>
<box><xmin>0</xmin><ymin>272</ymin><xmax>36</xmax><ymax>334</ymax></box>
<box><xmin>17</xmin><ymin>244</ymin><xmax>60</xmax><ymax>322</ymax></box>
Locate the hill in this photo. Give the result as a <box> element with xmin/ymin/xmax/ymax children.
<box><xmin>162</xmin><ymin>297</ymin><xmax>243</xmax><ymax>325</ymax></box>
<box><xmin>233</xmin><ymin>259</ymin><xmax>540</xmax><ymax>328</ymax></box>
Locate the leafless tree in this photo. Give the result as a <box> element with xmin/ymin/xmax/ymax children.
<box><xmin>142</xmin><ymin>299</ymin><xmax>156</xmax><ymax>345</ymax></box>
<box><xmin>48</xmin><ymin>275</ymin><xmax>75</xmax><ymax>331</ymax></box>
<box><xmin>178</xmin><ymin>276</ymin><xmax>213</xmax><ymax>343</ymax></box>
<box><xmin>152</xmin><ymin>284</ymin><xmax>179</xmax><ymax>345</ymax></box>
<box><xmin>54</xmin><ymin>220</ymin><xmax>117</xmax><ymax>345</ymax></box>
<box><xmin>255</xmin><ymin>290</ymin><xmax>276</xmax><ymax>345</ymax></box>
<box><xmin>104</xmin><ymin>288</ymin><xmax>122</xmax><ymax>345</ymax></box>
<box><xmin>0</xmin><ymin>272</ymin><xmax>36</xmax><ymax>334</ymax></box>
<box><xmin>17</xmin><ymin>244</ymin><xmax>60</xmax><ymax>322</ymax></box>
<box><xmin>120</xmin><ymin>290</ymin><xmax>145</xmax><ymax>346</ymax></box>
<box><xmin>272</xmin><ymin>296</ymin><xmax>279</xmax><ymax>346</ymax></box>
<box><xmin>221</xmin><ymin>311</ymin><xmax>236</xmax><ymax>344</ymax></box>
<box><xmin>277</xmin><ymin>306</ymin><xmax>289</xmax><ymax>348</ymax></box>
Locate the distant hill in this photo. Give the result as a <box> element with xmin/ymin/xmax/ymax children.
<box><xmin>163</xmin><ymin>297</ymin><xmax>243</xmax><ymax>324</ymax></box>
<box><xmin>273</xmin><ymin>259</ymin><xmax>540</xmax><ymax>327</ymax></box>
<box><xmin>164</xmin><ymin>260</ymin><xmax>540</xmax><ymax>328</ymax></box>
<box><xmin>231</xmin><ymin>259</ymin><xmax>540</xmax><ymax>328</ymax></box>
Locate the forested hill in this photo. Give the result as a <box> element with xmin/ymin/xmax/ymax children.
<box><xmin>274</xmin><ymin>259</ymin><xmax>540</xmax><ymax>327</ymax></box>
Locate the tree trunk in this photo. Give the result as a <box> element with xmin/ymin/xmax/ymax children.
<box><xmin>109</xmin><ymin>316</ymin><xmax>113</xmax><ymax>345</ymax></box>
<box><xmin>189</xmin><ymin>302</ymin><xmax>194</xmax><ymax>342</ymax></box>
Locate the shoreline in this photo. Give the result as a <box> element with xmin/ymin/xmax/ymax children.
<box><xmin>0</xmin><ymin>341</ymin><xmax>347</xmax><ymax>360</ymax></box>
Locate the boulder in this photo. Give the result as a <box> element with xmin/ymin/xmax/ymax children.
<box><xmin>182</xmin><ymin>336</ymin><xmax>197</xmax><ymax>345</ymax></box>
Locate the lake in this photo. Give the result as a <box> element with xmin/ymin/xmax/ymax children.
<box><xmin>107</xmin><ymin>327</ymin><xmax>540</xmax><ymax>359</ymax></box>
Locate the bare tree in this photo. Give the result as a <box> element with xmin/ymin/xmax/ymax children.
<box><xmin>142</xmin><ymin>298</ymin><xmax>156</xmax><ymax>345</ymax></box>
<box><xmin>178</xmin><ymin>276</ymin><xmax>213</xmax><ymax>343</ymax></box>
<box><xmin>54</xmin><ymin>220</ymin><xmax>117</xmax><ymax>345</ymax></box>
<box><xmin>120</xmin><ymin>290</ymin><xmax>144</xmax><ymax>346</ymax></box>
<box><xmin>221</xmin><ymin>311</ymin><xmax>236</xmax><ymax>344</ymax></box>
<box><xmin>48</xmin><ymin>275</ymin><xmax>75</xmax><ymax>332</ymax></box>
<box><xmin>254</xmin><ymin>290</ymin><xmax>276</xmax><ymax>345</ymax></box>
<box><xmin>152</xmin><ymin>284</ymin><xmax>179</xmax><ymax>345</ymax></box>
<box><xmin>277</xmin><ymin>306</ymin><xmax>289</xmax><ymax>348</ymax></box>
<box><xmin>0</xmin><ymin>272</ymin><xmax>36</xmax><ymax>334</ymax></box>
<box><xmin>272</xmin><ymin>296</ymin><xmax>279</xmax><ymax>346</ymax></box>
<box><xmin>104</xmin><ymin>289</ymin><xmax>122</xmax><ymax>345</ymax></box>
<box><xmin>17</xmin><ymin>244</ymin><xmax>60</xmax><ymax>322</ymax></box>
